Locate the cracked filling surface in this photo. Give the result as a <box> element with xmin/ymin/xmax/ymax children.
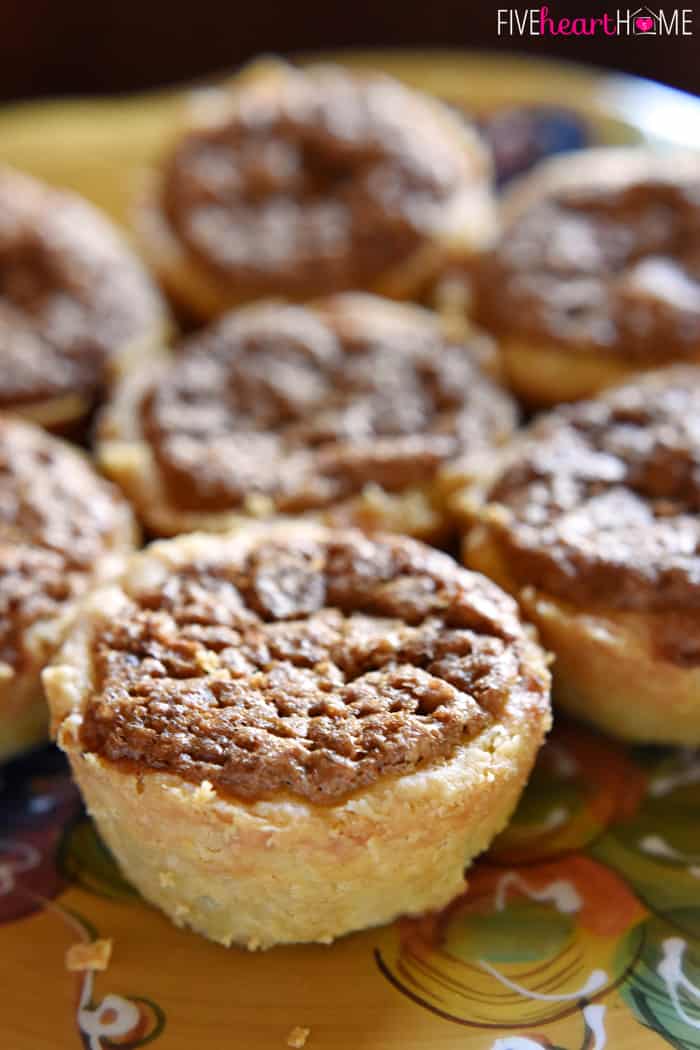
<box><xmin>0</xmin><ymin>417</ymin><xmax>132</xmax><ymax>672</ymax></box>
<box><xmin>0</xmin><ymin>168</ymin><xmax>162</xmax><ymax>410</ymax></box>
<box><xmin>80</xmin><ymin>528</ymin><xmax>542</xmax><ymax>803</ymax></box>
<box><xmin>474</xmin><ymin>178</ymin><xmax>700</xmax><ymax>360</ymax></box>
<box><xmin>484</xmin><ymin>368</ymin><xmax>700</xmax><ymax>621</ymax></box>
<box><xmin>141</xmin><ymin>297</ymin><xmax>515</xmax><ymax>513</ymax></box>
<box><xmin>161</xmin><ymin>66</ymin><xmax>481</xmax><ymax>297</ymax></box>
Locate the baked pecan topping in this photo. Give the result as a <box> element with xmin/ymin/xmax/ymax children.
<box><xmin>141</xmin><ymin>296</ymin><xmax>514</xmax><ymax>512</ymax></box>
<box><xmin>0</xmin><ymin>417</ymin><xmax>132</xmax><ymax>670</ymax></box>
<box><xmin>0</xmin><ymin>167</ymin><xmax>162</xmax><ymax>410</ymax></box>
<box><xmin>474</xmin><ymin>179</ymin><xmax>700</xmax><ymax>360</ymax></box>
<box><xmin>485</xmin><ymin>367</ymin><xmax>700</xmax><ymax>609</ymax></box>
<box><xmin>161</xmin><ymin>66</ymin><xmax>481</xmax><ymax>296</ymax></box>
<box><xmin>81</xmin><ymin>528</ymin><xmax>540</xmax><ymax>803</ymax></box>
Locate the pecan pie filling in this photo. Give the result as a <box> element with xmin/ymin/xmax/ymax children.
<box><xmin>80</xmin><ymin>530</ymin><xmax>536</xmax><ymax>803</ymax></box>
<box><xmin>0</xmin><ymin>418</ymin><xmax>131</xmax><ymax>671</ymax></box>
<box><xmin>161</xmin><ymin>67</ymin><xmax>480</xmax><ymax>297</ymax></box>
<box><xmin>474</xmin><ymin>179</ymin><xmax>700</xmax><ymax>359</ymax></box>
<box><xmin>484</xmin><ymin>368</ymin><xmax>700</xmax><ymax>612</ymax></box>
<box><xmin>140</xmin><ymin>299</ymin><xmax>515</xmax><ymax>513</ymax></box>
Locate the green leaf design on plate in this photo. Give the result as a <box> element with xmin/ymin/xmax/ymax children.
<box><xmin>58</xmin><ymin>816</ymin><xmax>139</xmax><ymax>901</ymax></box>
<box><xmin>443</xmin><ymin>897</ymin><xmax>575</xmax><ymax>965</ymax></box>
<box><xmin>590</xmin><ymin>749</ymin><xmax>700</xmax><ymax>927</ymax></box>
<box><xmin>620</xmin><ymin>913</ymin><xmax>700</xmax><ymax>1049</ymax></box>
<box><xmin>490</xmin><ymin>722</ymin><xmax>649</xmax><ymax>864</ymax></box>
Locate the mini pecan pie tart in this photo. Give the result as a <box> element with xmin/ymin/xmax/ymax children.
<box><xmin>0</xmin><ymin>166</ymin><xmax>168</xmax><ymax>431</ymax></box>
<box><xmin>0</xmin><ymin>416</ymin><xmax>137</xmax><ymax>760</ymax></box>
<box><xmin>470</xmin><ymin>148</ymin><xmax>700</xmax><ymax>407</ymax></box>
<box><xmin>45</xmin><ymin>523</ymin><xmax>550</xmax><ymax>948</ymax></box>
<box><xmin>97</xmin><ymin>294</ymin><xmax>516</xmax><ymax>541</ymax></box>
<box><xmin>138</xmin><ymin>61</ymin><xmax>497</xmax><ymax>319</ymax></box>
<box><xmin>460</xmin><ymin>367</ymin><xmax>700</xmax><ymax>744</ymax></box>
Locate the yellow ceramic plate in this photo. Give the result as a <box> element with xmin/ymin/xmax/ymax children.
<box><xmin>1</xmin><ymin>51</ymin><xmax>700</xmax><ymax>1050</ymax></box>
<box><xmin>3</xmin><ymin>721</ymin><xmax>700</xmax><ymax>1049</ymax></box>
<box><xmin>1</xmin><ymin>49</ymin><xmax>699</xmax><ymax>228</ymax></box>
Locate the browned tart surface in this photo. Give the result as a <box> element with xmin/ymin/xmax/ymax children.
<box><xmin>80</xmin><ymin>528</ymin><xmax>544</xmax><ymax>803</ymax></box>
<box><xmin>0</xmin><ymin>417</ymin><xmax>132</xmax><ymax>672</ymax></box>
<box><xmin>484</xmin><ymin>368</ymin><xmax>700</xmax><ymax>618</ymax></box>
<box><xmin>0</xmin><ymin>168</ymin><xmax>162</xmax><ymax>410</ymax></box>
<box><xmin>474</xmin><ymin>179</ymin><xmax>700</xmax><ymax>360</ymax></box>
<box><xmin>161</xmin><ymin>67</ymin><xmax>481</xmax><ymax>297</ymax></box>
<box><xmin>140</xmin><ymin>297</ymin><xmax>515</xmax><ymax>513</ymax></box>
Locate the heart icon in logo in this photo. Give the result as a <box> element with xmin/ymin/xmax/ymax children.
<box><xmin>635</xmin><ymin>15</ymin><xmax>654</xmax><ymax>31</ymax></box>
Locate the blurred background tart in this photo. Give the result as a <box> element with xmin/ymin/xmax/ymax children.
<box><xmin>97</xmin><ymin>293</ymin><xmax>517</xmax><ymax>541</ymax></box>
<box><xmin>0</xmin><ymin>166</ymin><xmax>169</xmax><ymax>433</ymax></box>
<box><xmin>460</xmin><ymin>366</ymin><xmax>700</xmax><ymax>744</ymax></box>
<box><xmin>467</xmin><ymin>148</ymin><xmax>700</xmax><ymax>407</ymax></box>
<box><xmin>137</xmin><ymin>60</ymin><xmax>498</xmax><ymax>320</ymax></box>
<box><xmin>0</xmin><ymin>415</ymin><xmax>137</xmax><ymax>760</ymax></box>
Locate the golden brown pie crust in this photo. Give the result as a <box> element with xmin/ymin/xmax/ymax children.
<box><xmin>46</xmin><ymin>524</ymin><xmax>551</xmax><ymax>947</ymax></box>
